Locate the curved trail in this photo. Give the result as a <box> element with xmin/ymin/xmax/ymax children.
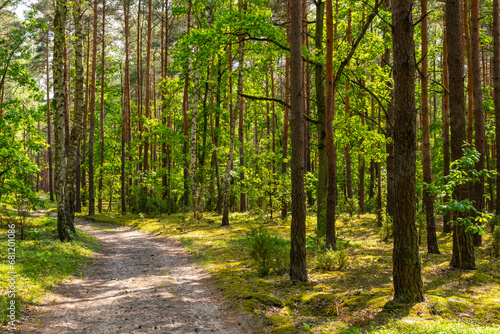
<box><xmin>21</xmin><ymin>219</ymin><xmax>257</xmax><ymax>333</ymax></box>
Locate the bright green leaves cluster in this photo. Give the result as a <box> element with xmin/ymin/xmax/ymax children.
<box><xmin>430</xmin><ymin>146</ymin><xmax>497</xmax><ymax>235</ymax></box>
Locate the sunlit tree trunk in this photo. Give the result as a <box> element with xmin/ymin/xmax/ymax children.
<box><xmin>53</xmin><ymin>0</ymin><xmax>71</xmax><ymax>241</ymax></box>
<box><xmin>65</xmin><ymin>0</ymin><xmax>85</xmax><ymax>231</ymax></box>
<box><xmin>493</xmin><ymin>0</ymin><xmax>500</xmax><ymax>215</ymax></box>
<box><xmin>421</xmin><ymin>0</ymin><xmax>439</xmax><ymax>254</ymax></box>
<box><xmin>470</xmin><ymin>0</ymin><xmax>485</xmax><ymax>246</ymax></box>
<box><xmin>46</xmin><ymin>34</ymin><xmax>54</xmax><ymax>202</ymax></box>
<box><xmin>325</xmin><ymin>0</ymin><xmax>337</xmax><ymax>250</ymax></box>
<box><xmin>98</xmin><ymin>0</ymin><xmax>106</xmax><ymax>213</ymax></box>
<box><xmin>392</xmin><ymin>0</ymin><xmax>424</xmax><ymax>303</ymax></box>
<box><xmin>88</xmin><ymin>0</ymin><xmax>99</xmax><ymax>216</ymax></box>
<box><xmin>447</xmin><ymin>0</ymin><xmax>475</xmax><ymax>270</ymax></box>
<box><xmin>315</xmin><ymin>0</ymin><xmax>327</xmax><ymax>237</ymax></box>
<box><xmin>442</xmin><ymin>6</ymin><xmax>452</xmax><ymax>233</ymax></box>
<box><xmin>289</xmin><ymin>0</ymin><xmax>307</xmax><ymax>282</ymax></box>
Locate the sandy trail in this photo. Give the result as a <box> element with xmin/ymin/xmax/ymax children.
<box><xmin>20</xmin><ymin>218</ymin><xmax>257</xmax><ymax>333</ymax></box>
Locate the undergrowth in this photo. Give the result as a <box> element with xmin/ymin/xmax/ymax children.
<box><xmin>0</xmin><ymin>213</ymin><xmax>100</xmax><ymax>327</ymax></box>
<box><xmin>86</xmin><ymin>211</ymin><xmax>500</xmax><ymax>334</ymax></box>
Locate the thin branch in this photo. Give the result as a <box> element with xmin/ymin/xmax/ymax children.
<box><xmin>239</xmin><ymin>93</ymin><xmax>290</xmax><ymax>108</ymax></box>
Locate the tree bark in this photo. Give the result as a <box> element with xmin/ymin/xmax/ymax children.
<box><xmin>53</xmin><ymin>0</ymin><xmax>71</xmax><ymax>241</ymax></box>
<box><xmin>470</xmin><ymin>0</ymin><xmax>486</xmax><ymax>247</ymax></box>
<box><xmin>65</xmin><ymin>0</ymin><xmax>85</xmax><ymax>232</ymax></box>
<box><xmin>289</xmin><ymin>0</ymin><xmax>307</xmax><ymax>282</ymax></box>
<box><xmin>88</xmin><ymin>0</ymin><xmax>98</xmax><ymax>216</ymax></box>
<box><xmin>98</xmin><ymin>0</ymin><xmax>106</xmax><ymax>213</ymax></box>
<box><xmin>442</xmin><ymin>7</ymin><xmax>452</xmax><ymax>233</ymax></box>
<box><xmin>325</xmin><ymin>0</ymin><xmax>337</xmax><ymax>250</ymax></box>
<box><xmin>221</xmin><ymin>34</ymin><xmax>236</xmax><ymax>227</ymax></box>
<box><xmin>421</xmin><ymin>0</ymin><xmax>439</xmax><ymax>254</ymax></box>
<box><xmin>182</xmin><ymin>0</ymin><xmax>192</xmax><ymax>209</ymax></box>
<box><xmin>314</xmin><ymin>0</ymin><xmax>327</xmax><ymax>238</ymax></box>
<box><xmin>446</xmin><ymin>0</ymin><xmax>475</xmax><ymax>270</ymax></box>
<box><xmin>143</xmin><ymin>0</ymin><xmax>152</xmax><ymax>172</ymax></box>
<box><xmin>494</xmin><ymin>0</ymin><xmax>500</xmax><ymax>215</ymax></box>
<box><xmin>46</xmin><ymin>34</ymin><xmax>54</xmax><ymax>202</ymax></box>
<box><xmin>392</xmin><ymin>0</ymin><xmax>424</xmax><ymax>303</ymax></box>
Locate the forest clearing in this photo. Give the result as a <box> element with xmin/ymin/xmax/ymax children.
<box><xmin>2</xmin><ymin>0</ymin><xmax>500</xmax><ymax>332</ymax></box>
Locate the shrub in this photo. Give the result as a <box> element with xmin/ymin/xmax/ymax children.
<box><xmin>380</xmin><ymin>213</ymin><xmax>393</xmax><ymax>241</ymax></box>
<box><xmin>246</xmin><ymin>226</ymin><xmax>290</xmax><ymax>276</ymax></box>
<box><xmin>315</xmin><ymin>249</ymin><xmax>348</xmax><ymax>271</ymax></box>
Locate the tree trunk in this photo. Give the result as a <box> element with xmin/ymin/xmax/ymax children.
<box><xmin>495</xmin><ymin>0</ymin><xmax>500</xmax><ymax>216</ymax></box>
<box><xmin>470</xmin><ymin>0</ymin><xmax>485</xmax><ymax>247</ymax></box>
<box><xmin>447</xmin><ymin>0</ymin><xmax>475</xmax><ymax>270</ymax></box>
<box><xmin>53</xmin><ymin>0</ymin><xmax>71</xmax><ymax>242</ymax></box>
<box><xmin>221</xmin><ymin>34</ymin><xmax>236</xmax><ymax>227</ymax></box>
<box><xmin>421</xmin><ymin>0</ymin><xmax>439</xmax><ymax>254</ymax></box>
<box><xmin>392</xmin><ymin>0</ymin><xmax>424</xmax><ymax>303</ymax></box>
<box><xmin>82</xmin><ymin>27</ymin><xmax>90</xmax><ymax>208</ymax></box>
<box><xmin>88</xmin><ymin>0</ymin><xmax>98</xmax><ymax>216</ymax></box>
<box><xmin>143</xmin><ymin>0</ymin><xmax>152</xmax><ymax>172</ymax></box>
<box><xmin>65</xmin><ymin>0</ymin><xmax>85</xmax><ymax>232</ymax></box>
<box><xmin>98</xmin><ymin>0</ymin><xmax>106</xmax><ymax>213</ymax></box>
<box><xmin>122</xmin><ymin>0</ymin><xmax>131</xmax><ymax>213</ymax></box>
<box><xmin>190</xmin><ymin>73</ymin><xmax>202</xmax><ymax>219</ymax></box>
<box><xmin>182</xmin><ymin>0</ymin><xmax>192</xmax><ymax>209</ymax></box>
<box><xmin>345</xmin><ymin>11</ymin><xmax>353</xmax><ymax>201</ymax></box>
<box><xmin>325</xmin><ymin>0</ymin><xmax>337</xmax><ymax>250</ymax></box>
<box><xmin>289</xmin><ymin>0</ymin><xmax>307</xmax><ymax>282</ymax></box>
<box><xmin>442</xmin><ymin>7</ymin><xmax>452</xmax><ymax>233</ymax></box>
<box><xmin>315</xmin><ymin>0</ymin><xmax>327</xmax><ymax>238</ymax></box>
<box><xmin>46</xmin><ymin>34</ymin><xmax>54</xmax><ymax>202</ymax></box>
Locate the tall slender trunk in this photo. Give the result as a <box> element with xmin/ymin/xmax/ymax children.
<box><xmin>190</xmin><ymin>73</ymin><xmax>201</xmax><ymax>219</ymax></box>
<box><xmin>442</xmin><ymin>6</ymin><xmax>452</xmax><ymax>233</ymax></box>
<box><xmin>464</xmin><ymin>0</ymin><xmax>474</xmax><ymax>145</ymax></box>
<box><xmin>289</xmin><ymin>0</ymin><xmax>307</xmax><ymax>283</ymax></box>
<box><xmin>392</xmin><ymin>0</ymin><xmax>424</xmax><ymax>303</ymax></box>
<box><xmin>143</xmin><ymin>0</ymin><xmax>152</xmax><ymax>172</ymax></box>
<box><xmin>281</xmin><ymin>8</ymin><xmax>290</xmax><ymax>220</ymax></box>
<box><xmin>221</xmin><ymin>31</ymin><xmax>235</xmax><ymax>227</ymax></box>
<box><xmin>494</xmin><ymin>0</ymin><xmax>500</xmax><ymax>215</ymax></box>
<box><xmin>82</xmin><ymin>27</ymin><xmax>90</xmax><ymax>207</ymax></box>
<box><xmin>315</xmin><ymin>0</ymin><xmax>327</xmax><ymax>237</ymax></box>
<box><xmin>421</xmin><ymin>0</ymin><xmax>439</xmax><ymax>254</ymax></box>
<box><xmin>53</xmin><ymin>0</ymin><xmax>70</xmax><ymax>241</ymax></box>
<box><xmin>238</xmin><ymin>0</ymin><xmax>246</xmax><ymax>212</ymax></box>
<box><xmin>345</xmin><ymin>11</ymin><xmax>353</xmax><ymax>200</ymax></box>
<box><xmin>65</xmin><ymin>0</ymin><xmax>85</xmax><ymax>231</ymax></box>
<box><xmin>182</xmin><ymin>0</ymin><xmax>192</xmax><ymax>208</ymax></box>
<box><xmin>88</xmin><ymin>0</ymin><xmax>99</xmax><ymax>216</ymax></box>
<box><xmin>46</xmin><ymin>35</ymin><xmax>54</xmax><ymax>202</ymax></box>
<box><xmin>122</xmin><ymin>0</ymin><xmax>131</xmax><ymax>213</ymax></box>
<box><xmin>447</xmin><ymin>0</ymin><xmax>475</xmax><ymax>270</ymax></box>
<box><xmin>325</xmin><ymin>0</ymin><xmax>337</xmax><ymax>250</ymax></box>
<box><xmin>98</xmin><ymin>0</ymin><xmax>106</xmax><ymax>213</ymax></box>
<box><xmin>470</xmin><ymin>0</ymin><xmax>485</xmax><ymax>246</ymax></box>
<box><xmin>136</xmin><ymin>0</ymin><xmax>143</xmax><ymax>172</ymax></box>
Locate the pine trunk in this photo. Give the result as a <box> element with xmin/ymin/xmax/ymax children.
<box><xmin>392</xmin><ymin>0</ymin><xmax>424</xmax><ymax>303</ymax></box>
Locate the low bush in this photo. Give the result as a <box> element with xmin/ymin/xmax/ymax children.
<box><xmin>246</xmin><ymin>226</ymin><xmax>289</xmax><ymax>276</ymax></box>
<box><xmin>315</xmin><ymin>248</ymin><xmax>348</xmax><ymax>271</ymax></box>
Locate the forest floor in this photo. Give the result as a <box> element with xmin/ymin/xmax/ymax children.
<box><xmin>17</xmin><ymin>218</ymin><xmax>260</xmax><ymax>333</ymax></box>
<box><xmin>74</xmin><ymin>210</ymin><xmax>500</xmax><ymax>334</ymax></box>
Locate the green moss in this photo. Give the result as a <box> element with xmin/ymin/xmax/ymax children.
<box><xmin>267</xmin><ymin>315</ymin><xmax>298</xmax><ymax>334</ymax></box>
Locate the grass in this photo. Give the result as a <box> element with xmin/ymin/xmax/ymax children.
<box><xmin>83</xmin><ymin>210</ymin><xmax>500</xmax><ymax>333</ymax></box>
<box><xmin>0</xmin><ymin>211</ymin><xmax>100</xmax><ymax>328</ymax></box>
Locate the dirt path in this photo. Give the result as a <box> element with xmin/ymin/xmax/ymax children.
<box><xmin>20</xmin><ymin>219</ymin><xmax>259</xmax><ymax>333</ymax></box>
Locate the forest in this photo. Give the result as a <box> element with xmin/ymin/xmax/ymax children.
<box><xmin>1</xmin><ymin>0</ymin><xmax>500</xmax><ymax>332</ymax></box>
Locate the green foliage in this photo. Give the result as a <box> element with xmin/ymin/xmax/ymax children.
<box><xmin>246</xmin><ymin>226</ymin><xmax>289</xmax><ymax>276</ymax></box>
<box><xmin>314</xmin><ymin>248</ymin><xmax>348</xmax><ymax>271</ymax></box>
<box><xmin>430</xmin><ymin>146</ymin><xmax>497</xmax><ymax>235</ymax></box>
